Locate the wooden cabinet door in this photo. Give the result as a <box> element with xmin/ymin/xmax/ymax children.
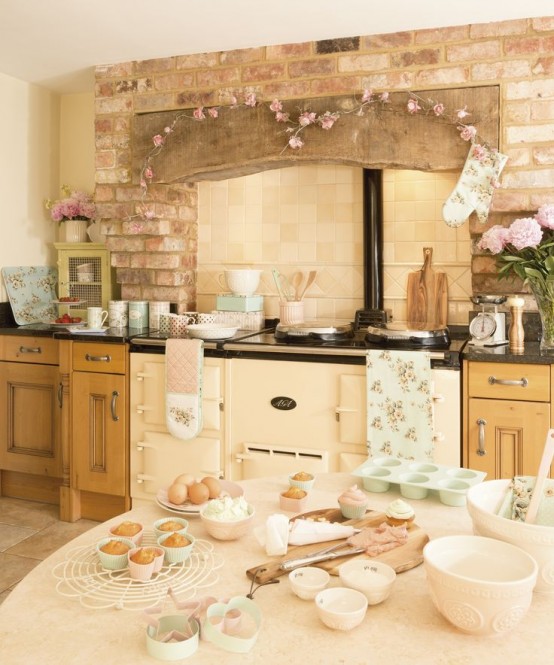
<box><xmin>72</xmin><ymin>372</ymin><xmax>127</xmax><ymax>496</ymax></box>
<box><xmin>467</xmin><ymin>397</ymin><xmax>550</xmax><ymax>479</ymax></box>
<box><xmin>0</xmin><ymin>362</ymin><xmax>61</xmax><ymax>477</ymax></box>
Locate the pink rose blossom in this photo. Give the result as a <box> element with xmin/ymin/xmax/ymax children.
<box><xmin>477</xmin><ymin>225</ymin><xmax>511</xmax><ymax>254</ymax></box>
<box><xmin>535</xmin><ymin>204</ymin><xmax>554</xmax><ymax>230</ymax></box>
<box><xmin>193</xmin><ymin>107</ymin><xmax>206</xmax><ymax>120</ymax></box>
<box><xmin>456</xmin><ymin>106</ymin><xmax>470</xmax><ymax>119</ymax></box>
<box><xmin>152</xmin><ymin>134</ymin><xmax>164</xmax><ymax>146</ymax></box>
<box><xmin>270</xmin><ymin>99</ymin><xmax>283</xmax><ymax>112</ymax></box>
<box><xmin>275</xmin><ymin>111</ymin><xmax>290</xmax><ymax>123</ymax></box>
<box><xmin>298</xmin><ymin>111</ymin><xmax>316</xmax><ymax>127</ymax></box>
<box><xmin>144</xmin><ymin>209</ymin><xmax>156</xmax><ymax>220</ymax></box>
<box><xmin>433</xmin><ymin>103</ymin><xmax>445</xmax><ymax>116</ymax></box>
<box><xmin>508</xmin><ymin>217</ymin><xmax>543</xmax><ymax>251</ymax></box>
<box><xmin>319</xmin><ymin>112</ymin><xmax>339</xmax><ymax>130</ymax></box>
<box><xmin>164</xmin><ymin>126</ymin><xmax>172</xmax><ymax>134</ymax></box>
<box><xmin>244</xmin><ymin>93</ymin><xmax>257</xmax><ymax>107</ymax></box>
<box><xmin>362</xmin><ymin>89</ymin><xmax>373</xmax><ymax>102</ymax></box>
<box><xmin>144</xmin><ymin>166</ymin><xmax>154</xmax><ymax>180</ymax></box>
<box><xmin>288</xmin><ymin>136</ymin><xmax>304</xmax><ymax>149</ymax></box>
<box><xmin>472</xmin><ymin>144</ymin><xmax>487</xmax><ymax>161</ymax></box>
<box><xmin>379</xmin><ymin>92</ymin><xmax>390</xmax><ymax>103</ymax></box>
<box><xmin>208</xmin><ymin>107</ymin><xmax>219</xmax><ymax>119</ymax></box>
<box><xmin>459</xmin><ymin>125</ymin><xmax>477</xmax><ymax>141</ymax></box>
<box><xmin>407</xmin><ymin>98</ymin><xmax>421</xmax><ymax>114</ymax></box>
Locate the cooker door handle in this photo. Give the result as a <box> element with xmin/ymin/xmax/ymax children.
<box><xmin>476</xmin><ymin>418</ymin><xmax>487</xmax><ymax>456</ymax></box>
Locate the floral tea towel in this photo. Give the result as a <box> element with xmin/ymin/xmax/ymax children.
<box><xmin>366</xmin><ymin>349</ymin><xmax>434</xmax><ymax>461</ymax></box>
<box><xmin>497</xmin><ymin>476</ymin><xmax>554</xmax><ymax>525</ymax></box>
<box><xmin>165</xmin><ymin>338</ymin><xmax>204</xmax><ymax>440</ymax></box>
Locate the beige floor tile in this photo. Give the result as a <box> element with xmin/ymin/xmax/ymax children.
<box><xmin>6</xmin><ymin>518</ymin><xmax>98</xmax><ymax>560</ymax></box>
<box><xmin>0</xmin><ymin>497</ymin><xmax>59</xmax><ymax>530</ymax></box>
<box><xmin>0</xmin><ymin>553</ymin><xmax>39</xmax><ymax>593</ymax></box>
<box><xmin>0</xmin><ymin>524</ymin><xmax>36</xmax><ymax>552</ymax></box>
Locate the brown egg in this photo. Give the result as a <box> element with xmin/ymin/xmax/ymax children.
<box><xmin>201</xmin><ymin>476</ymin><xmax>222</xmax><ymax>499</ymax></box>
<box><xmin>174</xmin><ymin>473</ymin><xmax>196</xmax><ymax>487</ymax></box>
<box><xmin>167</xmin><ymin>482</ymin><xmax>189</xmax><ymax>505</ymax></box>
<box><xmin>188</xmin><ymin>481</ymin><xmax>210</xmax><ymax>505</ymax></box>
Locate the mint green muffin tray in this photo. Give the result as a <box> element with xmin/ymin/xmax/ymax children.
<box><xmin>352</xmin><ymin>457</ymin><xmax>487</xmax><ymax>506</ymax></box>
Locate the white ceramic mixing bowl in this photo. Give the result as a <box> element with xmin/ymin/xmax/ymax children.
<box><xmin>220</xmin><ymin>269</ymin><xmax>262</xmax><ymax>296</ymax></box>
<box><xmin>423</xmin><ymin>534</ymin><xmax>538</xmax><ymax>636</ymax></box>
<box><xmin>467</xmin><ymin>478</ymin><xmax>554</xmax><ymax>594</ymax></box>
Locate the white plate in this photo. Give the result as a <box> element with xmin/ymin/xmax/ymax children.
<box><xmin>186</xmin><ymin>324</ymin><xmax>238</xmax><ymax>340</ymax></box>
<box><xmin>51</xmin><ymin>299</ymin><xmax>86</xmax><ymax>305</ymax></box>
<box><xmin>156</xmin><ymin>479</ymin><xmax>244</xmax><ymax>515</ymax></box>
<box><xmin>67</xmin><ymin>326</ymin><xmax>108</xmax><ymax>334</ymax></box>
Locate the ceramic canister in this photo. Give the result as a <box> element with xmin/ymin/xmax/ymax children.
<box><xmin>108</xmin><ymin>300</ymin><xmax>129</xmax><ymax>328</ymax></box>
<box><xmin>149</xmin><ymin>301</ymin><xmax>170</xmax><ymax>330</ymax></box>
<box><xmin>128</xmin><ymin>301</ymin><xmax>149</xmax><ymax>329</ymax></box>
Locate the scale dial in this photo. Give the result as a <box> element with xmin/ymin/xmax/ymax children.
<box><xmin>469</xmin><ymin>312</ymin><xmax>497</xmax><ymax>341</ymax></box>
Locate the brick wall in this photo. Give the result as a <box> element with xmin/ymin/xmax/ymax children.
<box><xmin>94</xmin><ymin>16</ymin><xmax>554</xmax><ymax>309</ymax></box>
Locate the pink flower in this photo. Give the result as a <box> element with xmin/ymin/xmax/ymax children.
<box><xmin>459</xmin><ymin>125</ymin><xmax>477</xmax><ymax>141</ymax></box>
<box><xmin>208</xmin><ymin>107</ymin><xmax>219</xmax><ymax>119</ymax></box>
<box><xmin>456</xmin><ymin>106</ymin><xmax>470</xmax><ymax>120</ymax></box>
<box><xmin>270</xmin><ymin>99</ymin><xmax>283</xmax><ymax>112</ymax></box>
<box><xmin>164</xmin><ymin>126</ymin><xmax>172</xmax><ymax>134</ymax></box>
<box><xmin>244</xmin><ymin>93</ymin><xmax>257</xmax><ymax>107</ymax></box>
<box><xmin>152</xmin><ymin>134</ymin><xmax>164</xmax><ymax>146</ymax></box>
<box><xmin>275</xmin><ymin>111</ymin><xmax>290</xmax><ymax>123</ymax></box>
<box><xmin>298</xmin><ymin>111</ymin><xmax>316</xmax><ymax>127</ymax></box>
<box><xmin>433</xmin><ymin>103</ymin><xmax>445</xmax><ymax>116</ymax></box>
<box><xmin>535</xmin><ymin>204</ymin><xmax>554</xmax><ymax>230</ymax></box>
<box><xmin>407</xmin><ymin>98</ymin><xmax>421</xmax><ymax>114</ymax></box>
<box><xmin>288</xmin><ymin>135</ymin><xmax>304</xmax><ymax>149</ymax></box>
<box><xmin>319</xmin><ymin>112</ymin><xmax>339</xmax><ymax>130</ymax></box>
<box><xmin>193</xmin><ymin>107</ymin><xmax>206</xmax><ymax>120</ymax></box>
<box><xmin>362</xmin><ymin>89</ymin><xmax>373</xmax><ymax>103</ymax></box>
<box><xmin>508</xmin><ymin>217</ymin><xmax>543</xmax><ymax>251</ymax></box>
<box><xmin>379</xmin><ymin>92</ymin><xmax>390</xmax><ymax>103</ymax></box>
<box><xmin>472</xmin><ymin>144</ymin><xmax>487</xmax><ymax>161</ymax></box>
<box><xmin>47</xmin><ymin>187</ymin><xmax>96</xmax><ymax>222</ymax></box>
<box><xmin>477</xmin><ymin>225</ymin><xmax>511</xmax><ymax>254</ymax></box>
<box><xmin>143</xmin><ymin>209</ymin><xmax>156</xmax><ymax>220</ymax></box>
<box><xmin>144</xmin><ymin>166</ymin><xmax>154</xmax><ymax>180</ymax></box>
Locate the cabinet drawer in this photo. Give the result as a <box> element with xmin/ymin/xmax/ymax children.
<box><xmin>1</xmin><ymin>336</ymin><xmax>59</xmax><ymax>365</ymax></box>
<box><xmin>72</xmin><ymin>342</ymin><xmax>127</xmax><ymax>374</ymax></box>
<box><xmin>468</xmin><ymin>362</ymin><xmax>550</xmax><ymax>402</ymax></box>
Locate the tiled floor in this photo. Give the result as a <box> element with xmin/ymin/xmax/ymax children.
<box><xmin>0</xmin><ymin>496</ymin><xmax>98</xmax><ymax>606</ymax></box>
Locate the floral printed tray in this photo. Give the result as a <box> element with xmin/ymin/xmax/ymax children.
<box><xmin>1</xmin><ymin>266</ymin><xmax>58</xmax><ymax>325</ymax></box>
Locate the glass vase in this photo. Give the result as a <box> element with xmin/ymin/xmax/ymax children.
<box><xmin>529</xmin><ymin>282</ymin><xmax>554</xmax><ymax>351</ymax></box>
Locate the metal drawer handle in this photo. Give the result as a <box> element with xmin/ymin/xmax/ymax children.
<box><xmin>111</xmin><ymin>390</ymin><xmax>120</xmax><ymax>421</ymax></box>
<box><xmin>488</xmin><ymin>376</ymin><xmax>528</xmax><ymax>387</ymax></box>
<box><xmin>85</xmin><ymin>353</ymin><xmax>111</xmax><ymax>363</ymax></box>
<box><xmin>476</xmin><ymin>417</ymin><xmax>487</xmax><ymax>456</ymax></box>
<box><xmin>19</xmin><ymin>346</ymin><xmax>41</xmax><ymax>354</ymax></box>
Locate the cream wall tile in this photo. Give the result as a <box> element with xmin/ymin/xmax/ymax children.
<box><xmin>414</xmin><ymin>222</ymin><xmax>435</xmax><ymax>241</ymax></box>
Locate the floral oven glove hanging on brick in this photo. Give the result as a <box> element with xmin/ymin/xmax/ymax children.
<box><xmin>442</xmin><ymin>143</ymin><xmax>509</xmax><ymax>228</ymax></box>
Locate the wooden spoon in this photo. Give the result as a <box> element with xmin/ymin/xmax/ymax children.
<box><xmin>525</xmin><ymin>428</ymin><xmax>554</xmax><ymax>524</ymax></box>
<box><xmin>298</xmin><ymin>270</ymin><xmax>317</xmax><ymax>300</ymax></box>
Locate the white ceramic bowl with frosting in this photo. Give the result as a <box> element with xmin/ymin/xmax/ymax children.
<box><xmin>200</xmin><ymin>496</ymin><xmax>255</xmax><ymax>540</ymax></box>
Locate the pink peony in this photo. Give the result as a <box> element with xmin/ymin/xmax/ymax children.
<box><xmin>407</xmin><ymin>98</ymin><xmax>421</xmax><ymax>114</ymax></box>
<box><xmin>152</xmin><ymin>134</ymin><xmax>164</xmax><ymax>146</ymax></box>
<box><xmin>459</xmin><ymin>125</ymin><xmax>477</xmax><ymax>141</ymax></box>
<box><xmin>362</xmin><ymin>89</ymin><xmax>373</xmax><ymax>102</ymax></box>
<box><xmin>508</xmin><ymin>217</ymin><xmax>543</xmax><ymax>251</ymax></box>
<box><xmin>288</xmin><ymin>136</ymin><xmax>304</xmax><ymax>149</ymax></box>
<box><xmin>193</xmin><ymin>107</ymin><xmax>205</xmax><ymax>120</ymax></box>
<box><xmin>208</xmin><ymin>107</ymin><xmax>219</xmax><ymax>119</ymax></box>
<box><xmin>433</xmin><ymin>103</ymin><xmax>445</xmax><ymax>116</ymax></box>
<box><xmin>47</xmin><ymin>187</ymin><xmax>96</xmax><ymax>222</ymax></box>
<box><xmin>477</xmin><ymin>225</ymin><xmax>511</xmax><ymax>254</ymax></box>
<box><xmin>275</xmin><ymin>111</ymin><xmax>290</xmax><ymax>123</ymax></box>
<box><xmin>535</xmin><ymin>204</ymin><xmax>554</xmax><ymax>230</ymax></box>
<box><xmin>244</xmin><ymin>93</ymin><xmax>257</xmax><ymax>107</ymax></box>
<box><xmin>298</xmin><ymin>111</ymin><xmax>316</xmax><ymax>127</ymax></box>
<box><xmin>319</xmin><ymin>112</ymin><xmax>339</xmax><ymax>130</ymax></box>
<box><xmin>270</xmin><ymin>99</ymin><xmax>283</xmax><ymax>113</ymax></box>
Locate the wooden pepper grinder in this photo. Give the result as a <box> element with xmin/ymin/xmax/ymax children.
<box><xmin>507</xmin><ymin>296</ymin><xmax>525</xmax><ymax>354</ymax></box>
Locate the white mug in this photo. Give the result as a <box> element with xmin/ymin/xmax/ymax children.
<box><xmin>87</xmin><ymin>307</ymin><xmax>108</xmax><ymax>329</ymax></box>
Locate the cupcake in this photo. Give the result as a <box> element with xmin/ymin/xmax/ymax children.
<box><xmin>385</xmin><ymin>499</ymin><xmax>415</xmax><ymax>527</ymax></box>
<box><xmin>338</xmin><ymin>485</ymin><xmax>368</xmax><ymax>519</ymax></box>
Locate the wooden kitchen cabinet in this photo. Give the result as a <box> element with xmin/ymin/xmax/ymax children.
<box><xmin>463</xmin><ymin>360</ymin><xmax>552</xmax><ymax>479</ymax></box>
<box><xmin>71</xmin><ymin>341</ymin><xmax>129</xmax><ymax>520</ymax></box>
<box><xmin>0</xmin><ymin>336</ymin><xmax>63</xmax><ymax>503</ymax></box>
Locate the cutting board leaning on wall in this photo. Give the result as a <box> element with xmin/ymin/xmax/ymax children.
<box><xmin>406</xmin><ymin>247</ymin><xmax>448</xmax><ymax>329</ymax></box>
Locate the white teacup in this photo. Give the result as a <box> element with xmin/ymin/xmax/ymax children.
<box><xmin>218</xmin><ymin>269</ymin><xmax>262</xmax><ymax>296</ymax></box>
<box><xmin>87</xmin><ymin>307</ymin><xmax>108</xmax><ymax>329</ymax></box>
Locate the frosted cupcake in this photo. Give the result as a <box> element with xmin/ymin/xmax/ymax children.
<box><xmin>338</xmin><ymin>485</ymin><xmax>368</xmax><ymax>519</ymax></box>
<box><xmin>385</xmin><ymin>499</ymin><xmax>415</xmax><ymax>527</ymax></box>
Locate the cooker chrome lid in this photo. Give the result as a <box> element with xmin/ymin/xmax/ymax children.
<box><xmin>275</xmin><ymin>320</ymin><xmax>353</xmax><ymax>340</ymax></box>
<box><xmin>366</xmin><ymin>322</ymin><xmax>450</xmax><ymax>347</ymax></box>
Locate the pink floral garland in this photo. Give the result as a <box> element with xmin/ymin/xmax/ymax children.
<box><xmin>133</xmin><ymin>90</ymin><xmax>481</xmax><ymax>221</ymax></box>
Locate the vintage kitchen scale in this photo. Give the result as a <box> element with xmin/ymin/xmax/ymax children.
<box><xmin>468</xmin><ymin>295</ymin><xmax>508</xmax><ymax>347</ymax></box>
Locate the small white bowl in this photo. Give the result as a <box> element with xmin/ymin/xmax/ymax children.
<box><xmin>423</xmin><ymin>534</ymin><xmax>538</xmax><ymax>636</ymax></box>
<box><xmin>288</xmin><ymin>566</ymin><xmax>330</xmax><ymax>600</ymax></box>
<box><xmin>338</xmin><ymin>559</ymin><xmax>396</xmax><ymax>605</ymax></box>
<box><xmin>200</xmin><ymin>504</ymin><xmax>255</xmax><ymax>541</ymax></box>
<box><xmin>315</xmin><ymin>587</ymin><xmax>368</xmax><ymax>631</ymax></box>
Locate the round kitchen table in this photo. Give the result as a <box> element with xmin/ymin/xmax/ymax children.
<box><xmin>0</xmin><ymin>473</ymin><xmax>551</xmax><ymax>665</ymax></box>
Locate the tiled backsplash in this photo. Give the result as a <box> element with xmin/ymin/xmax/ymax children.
<box><xmin>197</xmin><ymin>165</ymin><xmax>471</xmax><ymax>325</ymax></box>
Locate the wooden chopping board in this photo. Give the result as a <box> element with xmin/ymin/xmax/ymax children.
<box><xmin>246</xmin><ymin>508</ymin><xmax>429</xmax><ymax>583</ymax></box>
<box><xmin>406</xmin><ymin>247</ymin><xmax>448</xmax><ymax>329</ymax></box>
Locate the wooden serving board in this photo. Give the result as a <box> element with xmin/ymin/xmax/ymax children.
<box><xmin>246</xmin><ymin>508</ymin><xmax>429</xmax><ymax>583</ymax></box>
<box><xmin>406</xmin><ymin>247</ymin><xmax>448</xmax><ymax>329</ymax></box>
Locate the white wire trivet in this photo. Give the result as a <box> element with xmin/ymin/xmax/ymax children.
<box><xmin>52</xmin><ymin>531</ymin><xmax>224</xmax><ymax>611</ymax></box>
